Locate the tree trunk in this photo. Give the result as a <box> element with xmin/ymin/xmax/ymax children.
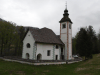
<box><xmin>8</xmin><ymin>44</ymin><xmax>11</xmax><ymax>56</ymax></box>
<box><xmin>0</xmin><ymin>38</ymin><xmax>3</xmax><ymax>57</ymax></box>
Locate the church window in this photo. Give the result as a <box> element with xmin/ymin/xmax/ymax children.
<box><xmin>47</xmin><ymin>50</ymin><xmax>50</xmax><ymax>56</ymax></box>
<box><xmin>62</xmin><ymin>24</ymin><xmax>66</xmax><ymax>29</ymax></box>
<box><xmin>69</xmin><ymin>24</ymin><xmax>71</xmax><ymax>29</ymax></box>
<box><xmin>26</xmin><ymin>43</ymin><xmax>31</xmax><ymax>48</ymax></box>
<box><xmin>56</xmin><ymin>45</ymin><xmax>59</xmax><ymax>49</ymax></box>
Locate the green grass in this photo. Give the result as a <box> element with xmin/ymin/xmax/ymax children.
<box><xmin>0</xmin><ymin>54</ymin><xmax>100</xmax><ymax>75</ymax></box>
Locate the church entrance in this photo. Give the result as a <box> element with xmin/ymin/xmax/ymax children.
<box><xmin>37</xmin><ymin>54</ymin><xmax>42</xmax><ymax>60</ymax></box>
<box><xmin>26</xmin><ymin>53</ymin><xmax>30</xmax><ymax>59</ymax></box>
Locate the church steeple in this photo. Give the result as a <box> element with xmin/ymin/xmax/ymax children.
<box><xmin>63</xmin><ymin>2</ymin><xmax>69</xmax><ymax>17</ymax></box>
<box><xmin>63</xmin><ymin>9</ymin><xmax>69</xmax><ymax>17</ymax></box>
<box><xmin>59</xmin><ymin>3</ymin><xmax>72</xmax><ymax>23</ymax></box>
<box><xmin>65</xmin><ymin>2</ymin><xmax>67</xmax><ymax>10</ymax></box>
<box><xmin>59</xmin><ymin>3</ymin><xmax>72</xmax><ymax>60</ymax></box>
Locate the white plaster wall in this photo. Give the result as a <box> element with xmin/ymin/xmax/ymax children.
<box><xmin>68</xmin><ymin>23</ymin><xmax>72</xmax><ymax>60</ymax></box>
<box><xmin>69</xmin><ymin>34</ymin><xmax>72</xmax><ymax>44</ymax></box>
<box><xmin>61</xmin><ymin>34</ymin><xmax>67</xmax><ymax>43</ymax></box>
<box><xmin>69</xmin><ymin>29</ymin><xmax>72</xmax><ymax>34</ymax></box>
<box><xmin>36</xmin><ymin>43</ymin><xmax>54</xmax><ymax>60</ymax></box>
<box><xmin>60</xmin><ymin>21</ymin><xmax>72</xmax><ymax>60</ymax></box>
<box><xmin>61</xmin><ymin>22</ymin><xmax>67</xmax><ymax>33</ymax></box>
<box><xmin>69</xmin><ymin>23</ymin><xmax>72</xmax><ymax>34</ymax></box>
<box><xmin>64</xmin><ymin>44</ymin><xmax>67</xmax><ymax>60</ymax></box>
<box><xmin>60</xmin><ymin>22</ymin><xmax>67</xmax><ymax>60</ymax></box>
<box><xmin>22</xmin><ymin>31</ymin><xmax>35</xmax><ymax>59</ymax></box>
<box><xmin>68</xmin><ymin>43</ymin><xmax>72</xmax><ymax>60</ymax></box>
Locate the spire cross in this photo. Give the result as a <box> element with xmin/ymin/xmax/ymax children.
<box><xmin>65</xmin><ymin>1</ymin><xmax>67</xmax><ymax>10</ymax></box>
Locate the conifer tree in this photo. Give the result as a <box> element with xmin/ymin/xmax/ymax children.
<box><xmin>76</xmin><ymin>28</ymin><xmax>92</xmax><ymax>60</ymax></box>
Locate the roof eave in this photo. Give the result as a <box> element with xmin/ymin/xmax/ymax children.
<box><xmin>35</xmin><ymin>41</ymin><xmax>64</xmax><ymax>45</ymax></box>
<box><xmin>59</xmin><ymin>20</ymin><xmax>73</xmax><ymax>24</ymax></box>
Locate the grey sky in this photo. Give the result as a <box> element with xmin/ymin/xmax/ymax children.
<box><xmin>0</xmin><ymin>0</ymin><xmax>100</xmax><ymax>37</ymax></box>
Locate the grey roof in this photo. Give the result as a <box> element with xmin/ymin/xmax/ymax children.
<box><xmin>28</xmin><ymin>27</ymin><xmax>64</xmax><ymax>45</ymax></box>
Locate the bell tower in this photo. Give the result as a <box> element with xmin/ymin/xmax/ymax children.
<box><xmin>59</xmin><ymin>4</ymin><xmax>72</xmax><ymax>60</ymax></box>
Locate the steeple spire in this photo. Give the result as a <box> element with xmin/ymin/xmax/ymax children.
<box><xmin>64</xmin><ymin>1</ymin><xmax>69</xmax><ymax>16</ymax></box>
<box><xmin>65</xmin><ymin>1</ymin><xmax>67</xmax><ymax>10</ymax></box>
<box><xmin>59</xmin><ymin>2</ymin><xmax>72</xmax><ymax>23</ymax></box>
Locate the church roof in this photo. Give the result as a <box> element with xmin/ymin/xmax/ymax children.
<box><xmin>25</xmin><ymin>27</ymin><xmax>64</xmax><ymax>45</ymax></box>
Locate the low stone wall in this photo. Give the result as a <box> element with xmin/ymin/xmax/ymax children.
<box><xmin>3</xmin><ymin>56</ymin><xmax>66</xmax><ymax>63</ymax></box>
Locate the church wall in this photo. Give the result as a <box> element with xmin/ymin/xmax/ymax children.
<box><xmin>36</xmin><ymin>43</ymin><xmax>54</xmax><ymax>60</ymax></box>
<box><xmin>69</xmin><ymin>23</ymin><xmax>72</xmax><ymax>34</ymax></box>
<box><xmin>68</xmin><ymin>43</ymin><xmax>72</xmax><ymax>59</ymax></box>
<box><xmin>69</xmin><ymin>29</ymin><xmax>72</xmax><ymax>34</ymax></box>
<box><xmin>68</xmin><ymin>34</ymin><xmax>72</xmax><ymax>59</ymax></box>
<box><xmin>61</xmin><ymin>22</ymin><xmax>67</xmax><ymax>33</ymax></box>
<box><xmin>60</xmin><ymin>22</ymin><xmax>72</xmax><ymax>60</ymax></box>
<box><xmin>64</xmin><ymin>44</ymin><xmax>67</xmax><ymax>60</ymax></box>
<box><xmin>60</xmin><ymin>22</ymin><xmax>68</xmax><ymax>60</ymax></box>
<box><xmin>22</xmin><ymin>31</ymin><xmax>35</xmax><ymax>59</ymax></box>
<box><xmin>69</xmin><ymin>34</ymin><xmax>72</xmax><ymax>44</ymax></box>
<box><xmin>55</xmin><ymin>47</ymin><xmax>60</xmax><ymax>60</ymax></box>
<box><xmin>36</xmin><ymin>44</ymin><xmax>61</xmax><ymax>60</ymax></box>
<box><xmin>68</xmin><ymin>23</ymin><xmax>72</xmax><ymax>60</ymax></box>
<box><xmin>61</xmin><ymin>34</ymin><xmax>67</xmax><ymax>43</ymax></box>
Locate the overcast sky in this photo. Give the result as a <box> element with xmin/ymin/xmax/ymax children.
<box><xmin>0</xmin><ymin>0</ymin><xmax>100</xmax><ymax>37</ymax></box>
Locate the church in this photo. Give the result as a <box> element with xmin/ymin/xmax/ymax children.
<box><xmin>22</xmin><ymin>6</ymin><xmax>73</xmax><ymax>60</ymax></box>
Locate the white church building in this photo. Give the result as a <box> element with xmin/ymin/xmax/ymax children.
<box><xmin>22</xmin><ymin>7</ymin><xmax>73</xmax><ymax>60</ymax></box>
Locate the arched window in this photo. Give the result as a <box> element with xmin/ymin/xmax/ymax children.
<box><xmin>26</xmin><ymin>43</ymin><xmax>31</xmax><ymax>48</ymax></box>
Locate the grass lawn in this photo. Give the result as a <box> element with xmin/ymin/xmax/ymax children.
<box><xmin>0</xmin><ymin>54</ymin><xmax>100</xmax><ymax>75</ymax></box>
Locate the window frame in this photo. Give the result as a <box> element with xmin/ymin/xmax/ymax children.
<box><xmin>56</xmin><ymin>45</ymin><xmax>59</xmax><ymax>49</ymax></box>
<box><xmin>26</xmin><ymin>43</ymin><xmax>31</xmax><ymax>48</ymax></box>
<box><xmin>47</xmin><ymin>50</ymin><xmax>51</xmax><ymax>56</ymax></box>
<box><xmin>62</xmin><ymin>24</ymin><xmax>66</xmax><ymax>29</ymax></box>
